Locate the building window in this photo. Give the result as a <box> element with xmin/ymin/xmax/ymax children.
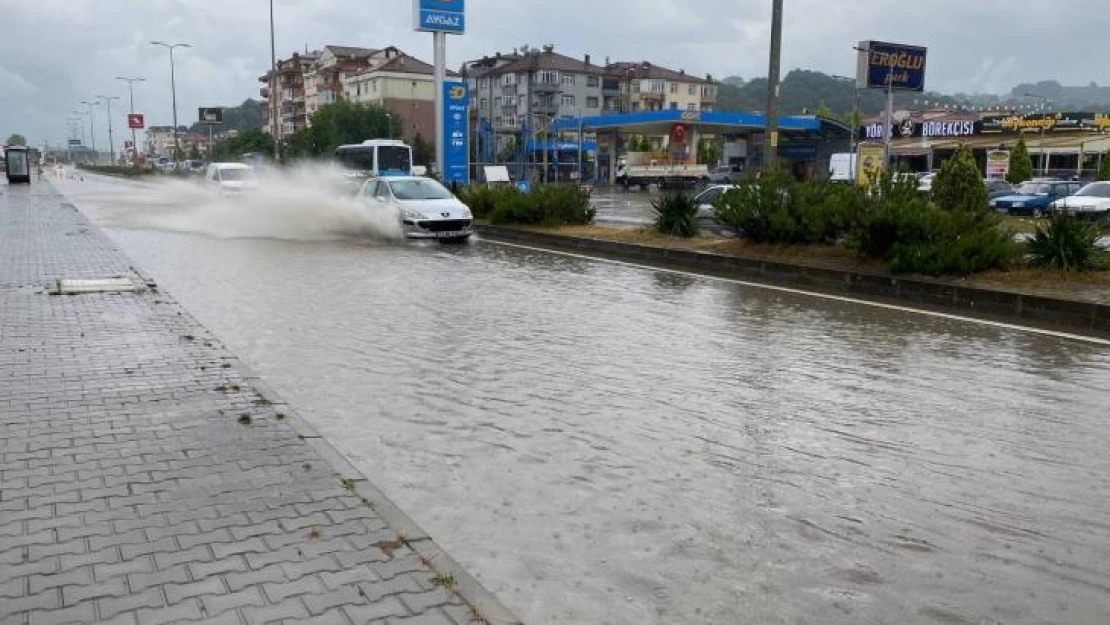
<box><xmin>480</xmin><ymin>78</ymin><xmax>489</xmax><ymax>90</ymax></box>
<box><xmin>687</xmin><ymin>103</ymin><xmax>697</xmax><ymax>111</ymax></box>
<box><xmin>670</xmin><ymin>102</ymin><xmax>678</xmax><ymax>110</ymax></box>
<box><xmin>506</xmin><ymin>114</ymin><xmax>516</xmax><ymax>127</ymax></box>
<box><xmin>689</xmin><ymin>85</ymin><xmax>697</xmax><ymax>95</ymax></box>
<box><xmin>505</xmin><ymin>95</ymin><xmax>515</xmax><ymax>106</ymax></box>
<box><xmin>501</xmin><ymin>73</ymin><xmax>516</xmax><ymax>86</ymax></box>
<box><xmin>587</xmin><ymin>75</ymin><xmax>599</xmax><ymax>88</ymax></box>
<box><xmin>539</xmin><ymin>70</ymin><xmax>558</xmax><ymax>85</ymax></box>
<box><xmin>632</xmin><ymin>101</ymin><xmax>641</xmax><ymax>111</ymax></box>
<box><xmin>561</xmin><ymin>94</ymin><xmax>575</xmax><ymax>107</ymax></box>
<box><xmin>494</xmin><ymin>97</ymin><xmax>501</xmax><ymax>108</ymax></box>
<box><xmin>480</xmin><ymin>98</ymin><xmax>488</xmax><ymax>109</ymax></box>
<box><xmin>586</xmin><ymin>96</ymin><xmax>599</xmax><ymax>109</ymax></box>
<box><xmin>670</xmin><ymin>83</ymin><xmax>678</xmax><ymax>94</ymax></box>
<box><xmin>630</xmin><ymin>80</ymin><xmax>639</xmax><ymax>92</ymax></box>
<box><xmin>495</xmin><ymin>116</ymin><xmax>503</xmax><ymax>127</ymax></box>
<box><xmin>561</xmin><ymin>73</ymin><xmax>575</xmax><ymax>86</ymax></box>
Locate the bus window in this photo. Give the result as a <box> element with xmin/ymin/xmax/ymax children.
<box><xmin>378</xmin><ymin>146</ymin><xmax>412</xmax><ymax>175</ymax></box>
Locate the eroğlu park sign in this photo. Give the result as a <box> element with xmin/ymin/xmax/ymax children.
<box><xmin>856</xmin><ymin>40</ymin><xmax>928</xmax><ymax>92</ymax></box>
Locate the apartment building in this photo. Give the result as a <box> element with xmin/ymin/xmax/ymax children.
<box><xmin>259</xmin><ymin>50</ymin><xmax>320</xmax><ymax>143</ymax></box>
<box><xmin>465</xmin><ymin>45</ymin><xmax>605</xmax><ymax>140</ymax></box>
<box><xmin>303</xmin><ymin>46</ymin><xmax>379</xmax><ymax>117</ymax></box>
<box><xmin>604</xmin><ymin>61</ymin><xmax>718</xmax><ymax>114</ymax></box>
<box><xmin>344</xmin><ymin>49</ymin><xmax>458</xmax><ymax>143</ymax></box>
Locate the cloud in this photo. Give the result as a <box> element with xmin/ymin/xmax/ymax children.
<box><xmin>1</xmin><ymin>0</ymin><xmax>1108</xmax><ymax>145</ymax></box>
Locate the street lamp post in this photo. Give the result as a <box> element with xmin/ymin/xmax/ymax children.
<box><xmin>116</xmin><ymin>77</ymin><xmax>145</xmax><ymax>166</ymax></box>
<box><xmin>79</xmin><ymin>100</ymin><xmax>99</xmax><ymax>163</ymax></box>
<box><xmin>1023</xmin><ymin>93</ymin><xmax>1050</xmax><ymax>177</ymax></box>
<box><xmin>150</xmin><ymin>41</ymin><xmax>190</xmax><ymax>162</ymax></box>
<box><xmin>96</xmin><ymin>95</ymin><xmax>121</xmax><ymax>165</ymax></box>
<box><xmin>269</xmin><ymin>0</ymin><xmax>280</xmax><ymax>161</ymax></box>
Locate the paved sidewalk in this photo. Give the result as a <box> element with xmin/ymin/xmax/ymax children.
<box><xmin>0</xmin><ymin>183</ymin><xmax>517</xmax><ymax>624</ymax></box>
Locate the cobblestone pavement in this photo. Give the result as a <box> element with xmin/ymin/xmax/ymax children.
<box><xmin>0</xmin><ymin>184</ymin><xmax>518</xmax><ymax>624</ymax></box>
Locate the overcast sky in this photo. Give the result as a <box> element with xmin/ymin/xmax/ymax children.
<box><xmin>2</xmin><ymin>0</ymin><xmax>1107</xmax><ymax>147</ymax></box>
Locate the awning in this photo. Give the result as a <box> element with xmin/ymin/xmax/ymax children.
<box><xmin>549</xmin><ymin>109</ymin><xmax>823</xmax><ymax>136</ymax></box>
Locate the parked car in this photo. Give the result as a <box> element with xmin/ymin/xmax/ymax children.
<box><xmin>357</xmin><ymin>176</ymin><xmax>473</xmax><ymax>242</ymax></box>
<box><xmin>708</xmin><ymin>165</ymin><xmax>740</xmax><ymax>185</ymax></box>
<box><xmin>1050</xmin><ymin>181</ymin><xmax>1110</xmax><ymax>221</ymax></box>
<box><xmin>989</xmin><ymin>180</ymin><xmax>1083</xmax><ymax>217</ymax></box>
<box><xmin>985</xmin><ymin>179</ymin><xmax>1016</xmax><ymax>200</ymax></box>
<box><xmin>692</xmin><ymin>184</ymin><xmax>739</xmax><ymax>219</ymax></box>
<box><xmin>204</xmin><ymin>163</ymin><xmax>257</xmax><ymax>196</ymax></box>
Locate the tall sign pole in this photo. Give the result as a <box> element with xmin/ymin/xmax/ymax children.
<box><xmin>413</xmin><ymin>0</ymin><xmax>465</xmax><ymax>177</ymax></box>
<box><xmin>855</xmin><ymin>40</ymin><xmax>927</xmax><ymax>175</ymax></box>
<box><xmin>763</xmin><ymin>0</ymin><xmax>783</xmax><ymax>172</ymax></box>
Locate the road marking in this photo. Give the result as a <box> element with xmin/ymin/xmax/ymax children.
<box><xmin>483</xmin><ymin>239</ymin><xmax>1110</xmax><ymax>346</ymax></box>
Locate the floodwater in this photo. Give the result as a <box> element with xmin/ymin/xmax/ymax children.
<box><xmin>59</xmin><ymin>172</ymin><xmax>1110</xmax><ymax>624</ymax></box>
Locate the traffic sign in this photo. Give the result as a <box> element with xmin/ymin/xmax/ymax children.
<box><xmin>127</xmin><ymin>113</ymin><xmax>145</xmax><ymax>129</ymax></box>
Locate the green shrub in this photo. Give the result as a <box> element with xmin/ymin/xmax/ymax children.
<box><xmin>714</xmin><ymin>172</ymin><xmax>861</xmax><ymax>244</ymax></box>
<box><xmin>932</xmin><ymin>144</ymin><xmax>988</xmax><ymax>213</ymax></box>
<box><xmin>1008</xmin><ymin>136</ymin><xmax>1034</xmax><ymax>184</ymax></box>
<box><xmin>488</xmin><ymin>184</ymin><xmax>594</xmax><ymax>227</ymax></box>
<box><xmin>456</xmin><ymin>185</ymin><xmax>521</xmax><ymax>220</ymax></box>
<box><xmin>1027</xmin><ymin>210</ymin><xmax>1104</xmax><ymax>271</ymax></box>
<box><xmin>1098</xmin><ymin>149</ymin><xmax>1110</xmax><ymax>182</ymax></box>
<box><xmin>651</xmin><ymin>192</ymin><xmax>699</xmax><ymax>237</ymax></box>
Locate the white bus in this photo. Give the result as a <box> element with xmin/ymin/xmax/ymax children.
<box><xmin>334</xmin><ymin>139</ymin><xmax>413</xmax><ymax>178</ymax></box>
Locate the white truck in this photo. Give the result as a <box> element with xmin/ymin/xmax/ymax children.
<box><xmin>616</xmin><ymin>159</ymin><xmax>710</xmax><ymax>190</ymax></box>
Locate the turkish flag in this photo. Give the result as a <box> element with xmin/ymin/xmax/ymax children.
<box><xmin>127</xmin><ymin>113</ymin><xmax>145</xmax><ymax>129</ymax></box>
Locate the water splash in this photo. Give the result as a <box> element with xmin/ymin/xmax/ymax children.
<box><xmin>56</xmin><ymin>162</ymin><xmax>403</xmax><ymax>242</ymax></box>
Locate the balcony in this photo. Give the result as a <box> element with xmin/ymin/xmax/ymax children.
<box><xmin>259</xmin><ymin>87</ymin><xmax>270</xmax><ymax>99</ymax></box>
<box><xmin>531</xmin><ymin>101</ymin><xmax>558</xmax><ymax>116</ymax></box>
<box><xmin>532</xmin><ymin>81</ymin><xmax>560</xmax><ymax>95</ymax></box>
<box><xmin>602</xmin><ymin>79</ymin><xmax>621</xmax><ymax>95</ymax></box>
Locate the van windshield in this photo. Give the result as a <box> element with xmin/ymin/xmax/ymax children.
<box><xmin>220</xmin><ymin>168</ymin><xmax>253</xmax><ymax>181</ymax></box>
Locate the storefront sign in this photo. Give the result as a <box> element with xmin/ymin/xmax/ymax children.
<box><xmin>986</xmin><ymin>150</ymin><xmax>1010</xmax><ymax>179</ymax></box>
<box><xmin>1092</xmin><ymin>113</ymin><xmax>1110</xmax><ymax>130</ymax></box>
<box><xmin>980</xmin><ymin>112</ymin><xmax>1093</xmax><ymax>133</ymax></box>
<box><xmin>856</xmin><ymin>40</ymin><xmax>927</xmax><ymax>92</ymax></box>
<box><xmin>862</xmin><ymin>119</ymin><xmax>977</xmax><ymax>140</ymax></box>
<box><xmin>413</xmin><ymin>0</ymin><xmax>465</xmax><ymax>34</ymax></box>
<box><xmin>856</xmin><ymin>144</ymin><xmax>885</xmax><ymax>188</ymax></box>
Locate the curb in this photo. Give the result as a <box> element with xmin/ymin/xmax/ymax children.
<box><xmin>54</xmin><ymin>187</ymin><xmax>523</xmax><ymax>625</ymax></box>
<box><xmin>477</xmin><ymin>224</ymin><xmax>1110</xmax><ymax>339</ymax></box>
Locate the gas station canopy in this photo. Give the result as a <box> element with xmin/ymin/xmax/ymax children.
<box><xmin>549</xmin><ymin>109</ymin><xmax>824</xmax><ymax>137</ymax></box>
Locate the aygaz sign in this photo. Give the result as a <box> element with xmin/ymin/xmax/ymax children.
<box><xmin>856</xmin><ymin>40</ymin><xmax>927</xmax><ymax>92</ymax></box>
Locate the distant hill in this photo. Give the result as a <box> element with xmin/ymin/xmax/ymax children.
<box><xmin>187</xmin><ymin>99</ymin><xmax>265</xmax><ymax>134</ymax></box>
<box><xmin>1010</xmin><ymin>80</ymin><xmax>1110</xmax><ymax>110</ymax></box>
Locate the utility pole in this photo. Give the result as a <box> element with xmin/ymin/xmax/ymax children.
<box><xmin>833</xmin><ymin>74</ymin><xmax>860</xmax><ymax>181</ymax></box>
<box><xmin>96</xmin><ymin>95</ymin><xmax>121</xmax><ymax>165</ymax></box>
<box><xmin>270</xmin><ymin>0</ymin><xmax>280</xmax><ymax>161</ymax></box>
<box><xmin>116</xmin><ymin>77</ymin><xmax>145</xmax><ymax>166</ymax></box>
<box><xmin>763</xmin><ymin>0</ymin><xmax>783</xmax><ymax>172</ymax></box>
<box><xmin>150</xmin><ymin>41</ymin><xmax>190</xmax><ymax>163</ymax></box>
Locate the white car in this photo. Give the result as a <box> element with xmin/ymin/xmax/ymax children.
<box><xmin>357</xmin><ymin>176</ymin><xmax>473</xmax><ymax>241</ymax></box>
<box><xmin>1051</xmin><ymin>181</ymin><xmax>1110</xmax><ymax>221</ymax></box>
<box><xmin>205</xmin><ymin>163</ymin><xmax>257</xmax><ymax>195</ymax></box>
<box><xmin>693</xmin><ymin>184</ymin><xmax>739</xmax><ymax>219</ymax></box>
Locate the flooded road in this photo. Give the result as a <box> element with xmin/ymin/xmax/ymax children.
<box><xmin>61</xmin><ymin>174</ymin><xmax>1110</xmax><ymax>624</ymax></box>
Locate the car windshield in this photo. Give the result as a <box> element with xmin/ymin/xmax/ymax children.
<box><xmin>1075</xmin><ymin>183</ymin><xmax>1110</xmax><ymax>198</ymax></box>
<box><xmin>219</xmin><ymin>168</ymin><xmax>253</xmax><ymax>181</ymax></box>
<box><xmin>1016</xmin><ymin>183</ymin><xmax>1050</xmax><ymax>195</ymax></box>
<box><xmin>387</xmin><ymin>179</ymin><xmax>454</xmax><ymax>200</ymax></box>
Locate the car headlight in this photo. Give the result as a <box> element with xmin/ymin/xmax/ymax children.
<box><xmin>460</xmin><ymin>207</ymin><xmax>473</xmax><ymax>219</ymax></box>
<box><xmin>402</xmin><ymin>208</ymin><xmax>426</xmax><ymax>221</ymax></box>
<box><xmin>1012</xmin><ymin>202</ymin><xmax>1024</xmax><ymax>208</ymax></box>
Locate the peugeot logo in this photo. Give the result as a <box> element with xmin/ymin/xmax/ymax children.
<box><xmin>442</xmin><ymin>212</ymin><xmax>450</xmax><ymax>218</ymax></box>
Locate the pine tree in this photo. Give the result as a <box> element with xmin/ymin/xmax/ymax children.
<box><xmin>1097</xmin><ymin>150</ymin><xmax>1110</xmax><ymax>182</ymax></box>
<box><xmin>932</xmin><ymin>144</ymin><xmax>988</xmax><ymax>213</ymax></box>
<box><xmin>1007</xmin><ymin>136</ymin><xmax>1033</xmax><ymax>184</ymax></box>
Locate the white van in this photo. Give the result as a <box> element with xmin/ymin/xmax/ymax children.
<box><xmin>829</xmin><ymin>153</ymin><xmax>856</xmax><ymax>183</ymax></box>
<box><xmin>205</xmin><ymin>163</ymin><xmax>257</xmax><ymax>195</ymax></box>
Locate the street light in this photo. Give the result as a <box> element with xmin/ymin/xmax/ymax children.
<box><xmin>96</xmin><ymin>95</ymin><xmax>121</xmax><ymax>165</ymax></box>
<box><xmin>150</xmin><ymin>41</ymin><xmax>190</xmax><ymax>162</ymax></box>
<box><xmin>79</xmin><ymin>100</ymin><xmax>99</xmax><ymax>162</ymax></box>
<box><xmin>1023</xmin><ymin>92</ymin><xmax>1050</xmax><ymax>177</ymax></box>
<box><xmin>116</xmin><ymin>76</ymin><xmax>145</xmax><ymax>166</ymax></box>
<box><xmin>832</xmin><ymin>74</ymin><xmax>860</xmax><ymax>181</ymax></box>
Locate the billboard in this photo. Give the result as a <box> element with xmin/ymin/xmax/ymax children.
<box><xmin>986</xmin><ymin>150</ymin><xmax>1010</xmax><ymax>179</ymax></box>
<box><xmin>856</xmin><ymin>40</ymin><xmax>927</xmax><ymax>92</ymax></box>
<box><xmin>856</xmin><ymin>144</ymin><xmax>885</xmax><ymax>188</ymax></box>
<box><xmin>861</xmin><ymin>119</ymin><xmax>977</xmax><ymax>140</ymax></box>
<box><xmin>441</xmin><ymin>81</ymin><xmax>469</xmax><ymax>185</ymax></box>
<box><xmin>198</xmin><ymin>107</ymin><xmax>223</xmax><ymax>125</ymax></box>
<box><xmin>980</xmin><ymin>111</ymin><xmax>1095</xmax><ymax>134</ymax></box>
<box><xmin>127</xmin><ymin>113</ymin><xmax>145</xmax><ymax>129</ymax></box>
<box><xmin>413</xmin><ymin>0</ymin><xmax>465</xmax><ymax>34</ymax></box>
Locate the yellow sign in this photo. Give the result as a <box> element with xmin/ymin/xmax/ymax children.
<box><xmin>1095</xmin><ymin>113</ymin><xmax>1110</xmax><ymax>130</ymax></box>
<box><xmin>448</xmin><ymin>85</ymin><xmax>466</xmax><ymax>100</ymax></box>
<box><xmin>856</xmin><ymin>144</ymin><xmax>884</xmax><ymax>188</ymax></box>
<box><xmin>769</xmin><ymin>131</ymin><xmax>779</xmax><ymax>147</ymax></box>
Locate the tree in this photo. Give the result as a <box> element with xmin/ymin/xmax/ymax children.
<box><xmin>814</xmin><ymin>102</ymin><xmax>834</xmax><ymax>119</ymax></box>
<box><xmin>412</xmin><ymin>133</ymin><xmax>434</xmax><ymax>166</ymax></box>
<box><xmin>286</xmin><ymin>100</ymin><xmax>392</xmax><ymax>159</ymax></box>
<box><xmin>1097</xmin><ymin>150</ymin><xmax>1110</xmax><ymax>182</ymax></box>
<box><xmin>210</xmin><ymin>129</ymin><xmax>275</xmax><ymax>161</ymax></box>
<box><xmin>188</xmin><ymin>143</ymin><xmax>201</xmax><ymax>160</ymax></box>
<box><xmin>1008</xmin><ymin>136</ymin><xmax>1034</xmax><ymax>184</ymax></box>
<box><xmin>697</xmin><ymin>137</ymin><xmax>720</xmax><ymax>165</ymax></box>
<box><xmin>5</xmin><ymin>134</ymin><xmax>26</xmax><ymax>146</ymax></box>
<box><xmin>932</xmin><ymin>144</ymin><xmax>988</xmax><ymax>213</ymax></box>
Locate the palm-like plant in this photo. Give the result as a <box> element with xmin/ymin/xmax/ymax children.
<box><xmin>1027</xmin><ymin>210</ymin><xmax>1103</xmax><ymax>271</ymax></box>
<box><xmin>652</xmin><ymin>192</ymin><xmax>699</xmax><ymax>237</ymax></box>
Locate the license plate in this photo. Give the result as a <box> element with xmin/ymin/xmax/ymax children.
<box><xmin>434</xmin><ymin>230</ymin><xmax>467</xmax><ymax>238</ymax></box>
